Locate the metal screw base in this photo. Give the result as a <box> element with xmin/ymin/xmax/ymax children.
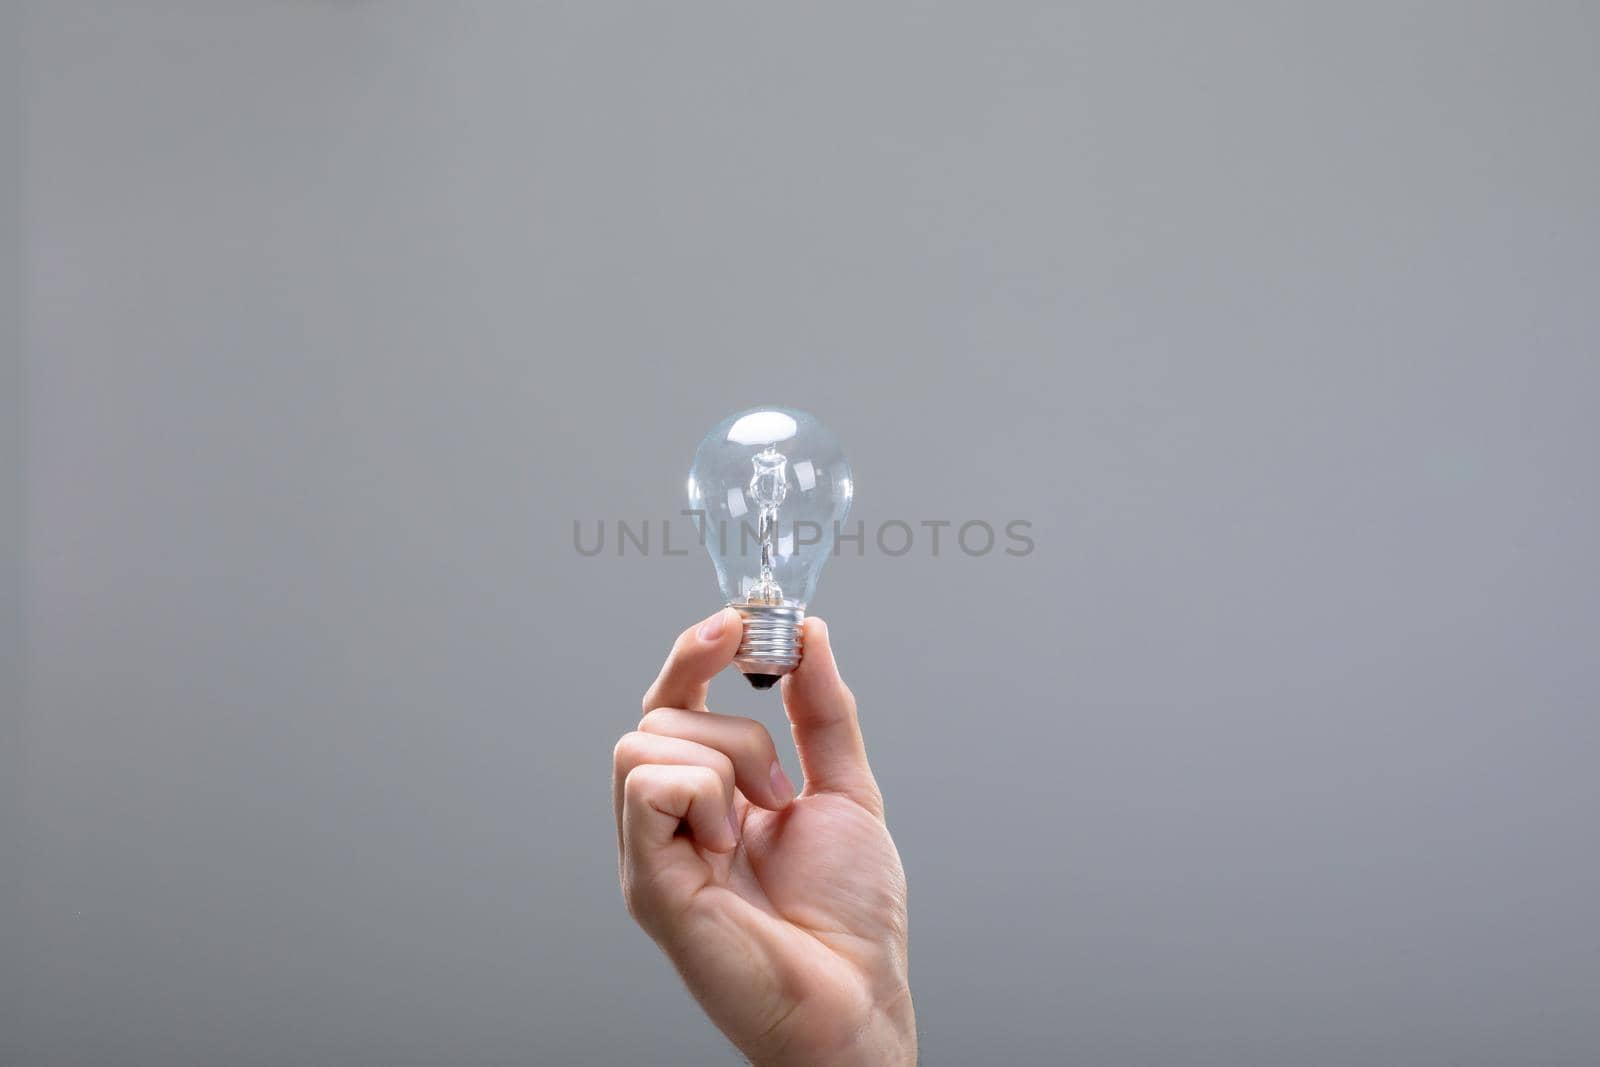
<box><xmin>732</xmin><ymin>601</ymin><xmax>804</xmax><ymax>684</ymax></box>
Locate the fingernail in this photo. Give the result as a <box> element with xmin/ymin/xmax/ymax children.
<box><xmin>770</xmin><ymin>761</ymin><xmax>795</xmax><ymax>806</ymax></box>
<box><xmin>726</xmin><ymin>811</ymin><xmax>741</xmax><ymax>845</ymax></box>
<box><xmin>698</xmin><ymin>610</ymin><xmax>727</xmax><ymax>642</ymax></box>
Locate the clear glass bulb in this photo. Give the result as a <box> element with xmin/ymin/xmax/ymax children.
<box><xmin>688</xmin><ymin>407</ymin><xmax>853</xmax><ymax>688</ymax></box>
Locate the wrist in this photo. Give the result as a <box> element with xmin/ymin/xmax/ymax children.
<box><xmin>758</xmin><ymin>988</ymin><xmax>916</xmax><ymax>1067</ymax></box>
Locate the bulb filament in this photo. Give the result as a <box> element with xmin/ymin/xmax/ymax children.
<box><xmin>748</xmin><ymin>446</ymin><xmax>789</xmax><ymax>603</ymax></box>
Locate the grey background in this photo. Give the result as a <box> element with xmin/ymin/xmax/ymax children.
<box><xmin>8</xmin><ymin>2</ymin><xmax>1600</xmax><ymax>1064</ymax></box>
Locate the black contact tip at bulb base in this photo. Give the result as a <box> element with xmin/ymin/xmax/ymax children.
<box><xmin>732</xmin><ymin>601</ymin><xmax>804</xmax><ymax>689</ymax></box>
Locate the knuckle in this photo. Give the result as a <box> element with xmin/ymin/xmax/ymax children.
<box><xmin>620</xmin><ymin>873</ymin><xmax>649</xmax><ymax>923</ymax></box>
<box><xmin>738</xmin><ymin>716</ymin><xmax>776</xmax><ymax>758</ymax></box>
<box><xmin>621</xmin><ymin>763</ymin><xmax>656</xmax><ymax>800</ymax></box>
<box><xmin>621</xmin><ymin>866</ymin><xmax>679</xmax><ymax>933</ymax></box>
<box><xmin>688</xmin><ymin>763</ymin><xmax>722</xmax><ymax>796</ymax></box>
<box><xmin>612</xmin><ymin>731</ymin><xmax>642</xmax><ymax>767</ymax></box>
<box><xmin>637</xmin><ymin>707</ymin><xmax>671</xmax><ymax>734</ymax></box>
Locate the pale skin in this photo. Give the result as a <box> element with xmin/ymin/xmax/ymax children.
<box><xmin>613</xmin><ymin>608</ymin><xmax>916</xmax><ymax>1066</ymax></box>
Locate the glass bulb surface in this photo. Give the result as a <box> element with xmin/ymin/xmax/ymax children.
<box><xmin>688</xmin><ymin>407</ymin><xmax>852</xmax><ymax>611</ymax></box>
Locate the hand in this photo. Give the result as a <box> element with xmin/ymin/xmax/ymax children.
<box><xmin>613</xmin><ymin>609</ymin><xmax>915</xmax><ymax>1066</ymax></box>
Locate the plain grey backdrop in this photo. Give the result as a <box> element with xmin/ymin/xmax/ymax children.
<box><xmin>8</xmin><ymin>2</ymin><xmax>1599</xmax><ymax>1064</ymax></box>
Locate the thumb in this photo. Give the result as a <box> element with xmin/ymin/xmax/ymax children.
<box><xmin>782</xmin><ymin>618</ymin><xmax>882</xmax><ymax>813</ymax></box>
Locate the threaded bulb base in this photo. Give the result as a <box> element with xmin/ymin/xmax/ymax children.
<box><xmin>732</xmin><ymin>601</ymin><xmax>804</xmax><ymax>685</ymax></box>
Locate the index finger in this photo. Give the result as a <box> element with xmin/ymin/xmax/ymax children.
<box><xmin>642</xmin><ymin>607</ymin><xmax>742</xmax><ymax>715</ymax></box>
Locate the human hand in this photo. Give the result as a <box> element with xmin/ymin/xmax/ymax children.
<box><xmin>613</xmin><ymin>609</ymin><xmax>915</xmax><ymax>1066</ymax></box>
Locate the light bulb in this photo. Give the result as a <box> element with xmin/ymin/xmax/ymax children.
<box><xmin>688</xmin><ymin>407</ymin><xmax>853</xmax><ymax>689</ymax></box>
